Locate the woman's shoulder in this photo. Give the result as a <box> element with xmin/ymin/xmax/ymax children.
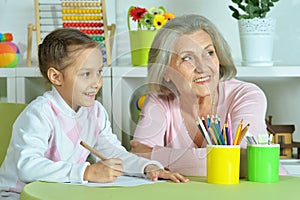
<box><xmin>222</xmin><ymin>78</ymin><xmax>264</xmax><ymax>93</ymax></box>
<box><xmin>220</xmin><ymin>78</ymin><xmax>266</xmax><ymax>102</ymax></box>
<box><xmin>146</xmin><ymin>93</ymin><xmax>179</xmax><ymax>108</ymax></box>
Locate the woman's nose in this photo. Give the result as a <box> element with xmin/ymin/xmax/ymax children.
<box><xmin>194</xmin><ymin>62</ymin><xmax>204</xmax><ymax>73</ymax></box>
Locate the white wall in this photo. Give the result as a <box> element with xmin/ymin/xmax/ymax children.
<box><xmin>0</xmin><ymin>0</ymin><xmax>299</xmax><ymax>66</ymax></box>
<box><xmin>1</xmin><ymin>0</ymin><xmax>300</xmax><ymax>143</ymax></box>
<box><xmin>0</xmin><ymin>0</ymin><xmax>116</xmax><ymax>66</ymax></box>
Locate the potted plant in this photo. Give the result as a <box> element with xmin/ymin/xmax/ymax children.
<box><xmin>229</xmin><ymin>0</ymin><xmax>279</xmax><ymax>66</ymax></box>
<box><xmin>127</xmin><ymin>6</ymin><xmax>175</xmax><ymax>66</ymax></box>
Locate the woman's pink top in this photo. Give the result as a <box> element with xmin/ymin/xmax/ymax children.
<box><xmin>134</xmin><ymin>78</ymin><xmax>287</xmax><ymax>176</ymax></box>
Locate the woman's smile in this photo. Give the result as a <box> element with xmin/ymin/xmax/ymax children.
<box><xmin>193</xmin><ymin>75</ymin><xmax>211</xmax><ymax>85</ymax></box>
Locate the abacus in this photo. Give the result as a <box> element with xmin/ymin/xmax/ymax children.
<box><xmin>26</xmin><ymin>0</ymin><xmax>115</xmax><ymax>66</ymax></box>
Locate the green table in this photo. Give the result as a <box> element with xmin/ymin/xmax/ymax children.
<box><xmin>20</xmin><ymin>176</ymin><xmax>299</xmax><ymax>200</ymax></box>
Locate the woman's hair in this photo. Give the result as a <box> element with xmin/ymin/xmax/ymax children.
<box><xmin>147</xmin><ymin>14</ymin><xmax>237</xmax><ymax>96</ymax></box>
<box><xmin>38</xmin><ymin>28</ymin><xmax>99</xmax><ymax>82</ymax></box>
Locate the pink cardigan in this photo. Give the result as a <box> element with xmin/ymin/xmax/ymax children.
<box><xmin>134</xmin><ymin>79</ymin><xmax>287</xmax><ymax>176</ymax></box>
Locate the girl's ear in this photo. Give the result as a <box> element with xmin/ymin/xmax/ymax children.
<box><xmin>47</xmin><ymin>67</ymin><xmax>63</xmax><ymax>86</ymax></box>
<box><xmin>163</xmin><ymin>74</ymin><xmax>170</xmax><ymax>82</ymax></box>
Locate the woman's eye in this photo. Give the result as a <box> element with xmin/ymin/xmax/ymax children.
<box><xmin>204</xmin><ymin>50</ymin><xmax>214</xmax><ymax>57</ymax></box>
<box><xmin>182</xmin><ymin>56</ymin><xmax>192</xmax><ymax>62</ymax></box>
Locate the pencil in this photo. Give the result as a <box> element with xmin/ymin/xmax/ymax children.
<box><xmin>196</xmin><ymin>117</ymin><xmax>212</xmax><ymax>145</ymax></box>
<box><xmin>225</xmin><ymin>122</ymin><xmax>230</xmax><ymax>145</ymax></box>
<box><xmin>207</xmin><ymin>115</ymin><xmax>211</xmax><ymax>128</ymax></box>
<box><xmin>201</xmin><ymin>116</ymin><xmax>208</xmax><ymax>130</ymax></box>
<box><xmin>80</xmin><ymin>141</ymin><xmax>107</xmax><ymax>160</ymax></box>
<box><xmin>208</xmin><ymin>127</ymin><xmax>218</xmax><ymax>145</ymax></box>
<box><xmin>227</xmin><ymin>113</ymin><xmax>233</xmax><ymax>145</ymax></box>
<box><xmin>222</xmin><ymin>125</ymin><xmax>227</xmax><ymax>145</ymax></box>
<box><xmin>233</xmin><ymin>119</ymin><xmax>243</xmax><ymax>145</ymax></box>
<box><xmin>212</xmin><ymin>121</ymin><xmax>224</xmax><ymax>145</ymax></box>
<box><xmin>237</xmin><ymin>123</ymin><xmax>250</xmax><ymax>145</ymax></box>
<box><xmin>215</xmin><ymin>117</ymin><xmax>225</xmax><ymax>145</ymax></box>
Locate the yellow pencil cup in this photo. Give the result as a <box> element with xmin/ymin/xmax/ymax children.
<box><xmin>206</xmin><ymin>145</ymin><xmax>240</xmax><ymax>184</ymax></box>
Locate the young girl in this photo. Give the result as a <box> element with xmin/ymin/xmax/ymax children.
<box><xmin>0</xmin><ymin>28</ymin><xmax>188</xmax><ymax>199</ymax></box>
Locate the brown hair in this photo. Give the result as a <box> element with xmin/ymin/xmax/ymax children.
<box><xmin>38</xmin><ymin>28</ymin><xmax>99</xmax><ymax>82</ymax></box>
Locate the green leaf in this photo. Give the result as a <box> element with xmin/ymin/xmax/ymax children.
<box><xmin>229</xmin><ymin>0</ymin><xmax>280</xmax><ymax>19</ymax></box>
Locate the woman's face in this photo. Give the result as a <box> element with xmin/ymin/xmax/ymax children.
<box><xmin>168</xmin><ymin>30</ymin><xmax>220</xmax><ymax>98</ymax></box>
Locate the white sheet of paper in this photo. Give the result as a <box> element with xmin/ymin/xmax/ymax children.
<box><xmin>65</xmin><ymin>176</ymin><xmax>165</xmax><ymax>187</ymax></box>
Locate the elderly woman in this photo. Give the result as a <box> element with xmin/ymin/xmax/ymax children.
<box><xmin>130</xmin><ymin>14</ymin><xmax>287</xmax><ymax>176</ymax></box>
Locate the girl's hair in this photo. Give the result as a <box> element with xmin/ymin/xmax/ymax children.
<box><xmin>38</xmin><ymin>28</ymin><xmax>99</xmax><ymax>82</ymax></box>
<box><xmin>147</xmin><ymin>14</ymin><xmax>237</xmax><ymax>96</ymax></box>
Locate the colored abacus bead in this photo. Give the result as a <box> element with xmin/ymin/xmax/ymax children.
<box><xmin>99</xmin><ymin>43</ymin><xmax>105</xmax><ymax>48</ymax></box>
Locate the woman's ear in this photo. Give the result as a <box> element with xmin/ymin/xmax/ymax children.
<box><xmin>47</xmin><ymin>67</ymin><xmax>63</xmax><ymax>86</ymax></box>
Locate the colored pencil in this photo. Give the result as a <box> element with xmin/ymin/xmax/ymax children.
<box><xmin>208</xmin><ymin>127</ymin><xmax>218</xmax><ymax>145</ymax></box>
<box><xmin>196</xmin><ymin>117</ymin><xmax>212</xmax><ymax>145</ymax></box>
<box><xmin>222</xmin><ymin>125</ymin><xmax>227</xmax><ymax>145</ymax></box>
<box><xmin>227</xmin><ymin>113</ymin><xmax>233</xmax><ymax>145</ymax></box>
<box><xmin>225</xmin><ymin>123</ymin><xmax>230</xmax><ymax>145</ymax></box>
<box><xmin>215</xmin><ymin>117</ymin><xmax>225</xmax><ymax>145</ymax></box>
<box><xmin>211</xmin><ymin>122</ymin><xmax>223</xmax><ymax>145</ymax></box>
<box><xmin>201</xmin><ymin>116</ymin><xmax>208</xmax><ymax>130</ymax></box>
<box><xmin>207</xmin><ymin>115</ymin><xmax>211</xmax><ymax>128</ymax></box>
<box><xmin>237</xmin><ymin>123</ymin><xmax>250</xmax><ymax>144</ymax></box>
<box><xmin>234</xmin><ymin>119</ymin><xmax>243</xmax><ymax>145</ymax></box>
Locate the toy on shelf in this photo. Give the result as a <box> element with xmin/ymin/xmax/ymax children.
<box><xmin>26</xmin><ymin>0</ymin><xmax>115</xmax><ymax>67</ymax></box>
<box><xmin>136</xmin><ymin>94</ymin><xmax>147</xmax><ymax>112</ymax></box>
<box><xmin>0</xmin><ymin>33</ymin><xmax>20</xmax><ymax>68</ymax></box>
<box><xmin>0</xmin><ymin>33</ymin><xmax>13</xmax><ymax>42</ymax></box>
<box><xmin>266</xmin><ymin>115</ymin><xmax>300</xmax><ymax>159</ymax></box>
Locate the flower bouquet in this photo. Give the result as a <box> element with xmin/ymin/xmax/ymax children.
<box><xmin>127</xmin><ymin>6</ymin><xmax>175</xmax><ymax>66</ymax></box>
<box><xmin>128</xmin><ymin>6</ymin><xmax>175</xmax><ymax>30</ymax></box>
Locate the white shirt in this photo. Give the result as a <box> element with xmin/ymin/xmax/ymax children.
<box><xmin>0</xmin><ymin>87</ymin><xmax>163</xmax><ymax>193</ymax></box>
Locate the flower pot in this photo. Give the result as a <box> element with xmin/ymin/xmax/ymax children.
<box><xmin>129</xmin><ymin>30</ymin><xmax>157</xmax><ymax>66</ymax></box>
<box><xmin>238</xmin><ymin>18</ymin><xmax>275</xmax><ymax>67</ymax></box>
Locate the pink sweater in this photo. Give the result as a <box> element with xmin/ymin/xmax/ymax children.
<box><xmin>134</xmin><ymin>79</ymin><xmax>287</xmax><ymax>176</ymax></box>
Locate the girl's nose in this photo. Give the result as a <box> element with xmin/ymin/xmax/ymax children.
<box><xmin>92</xmin><ymin>76</ymin><xmax>102</xmax><ymax>88</ymax></box>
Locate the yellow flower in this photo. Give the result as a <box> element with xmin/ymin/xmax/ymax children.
<box><xmin>164</xmin><ymin>12</ymin><xmax>175</xmax><ymax>21</ymax></box>
<box><xmin>153</xmin><ymin>14</ymin><xmax>168</xmax><ymax>29</ymax></box>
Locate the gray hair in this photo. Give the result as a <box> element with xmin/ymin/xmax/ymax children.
<box><xmin>147</xmin><ymin>14</ymin><xmax>237</xmax><ymax>96</ymax></box>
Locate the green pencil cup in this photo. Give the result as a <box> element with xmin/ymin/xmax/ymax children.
<box><xmin>247</xmin><ymin>144</ymin><xmax>280</xmax><ymax>183</ymax></box>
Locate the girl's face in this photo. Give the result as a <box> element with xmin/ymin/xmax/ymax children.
<box><xmin>59</xmin><ymin>47</ymin><xmax>103</xmax><ymax>111</ymax></box>
<box><xmin>168</xmin><ymin>30</ymin><xmax>220</xmax><ymax>98</ymax></box>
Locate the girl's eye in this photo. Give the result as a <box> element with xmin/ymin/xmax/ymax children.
<box><xmin>98</xmin><ymin>69</ymin><xmax>103</xmax><ymax>75</ymax></box>
<box><xmin>81</xmin><ymin>72</ymin><xmax>90</xmax><ymax>77</ymax></box>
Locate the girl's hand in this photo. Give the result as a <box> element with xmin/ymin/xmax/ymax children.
<box><xmin>84</xmin><ymin>158</ymin><xmax>123</xmax><ymax>183</ymax></box>
<box><xmin>144</xmin><ymin>164</ymin><xmax>189</xmax><ymax>183</ymax></box>
<box><xmin>130</xmin><ymin>140</ymin><xmax>152</xmax><ymax>159</ymax></box>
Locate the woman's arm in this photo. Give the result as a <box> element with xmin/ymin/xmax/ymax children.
<box><xmin>131</xmin><ymin>140</ymin><xmax>207</xmax><ymax>176</ymax></box>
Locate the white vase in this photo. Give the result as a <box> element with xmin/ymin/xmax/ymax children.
<box><xmin>238</xmin><ymin>18</ymin><xmax>275</xmax><ymax>67</ymax></box>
